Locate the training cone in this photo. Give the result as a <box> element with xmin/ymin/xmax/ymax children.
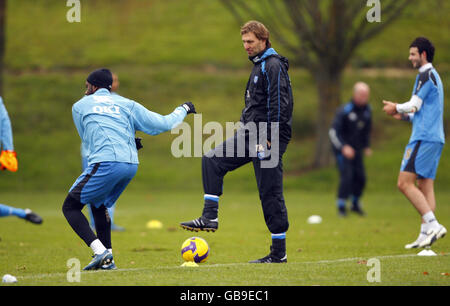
<box><xmin>417</xmin><ymin>249</ymin><xmax>437</xmax><ymax>256</ymax></box>
<box><xmin>146</xmin><ymin>220</ymin><xmax>163</xmax><ymax>229</ymax></box>
<box><xmin>181</xmin><ymin>262</ymin><xmax>199</xmax><ymax>267</ymax></box>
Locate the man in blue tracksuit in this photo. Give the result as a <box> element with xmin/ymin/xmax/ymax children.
<box><xmin>383</xmin><ymin>37</ymin><xmax>446</xmax><ymax>249</ymax></box>
<box><xmin>180</xmin><ymin>21</ymin><xmax>293</xmax><ymax>263</ymax></box>
<box><xmin>62</xmin><ymin>68</ymin><xmax>196</xmax><ymax>270</ymax></box>
<box><xmin>0</xmin><ymin>97</ymin><xmax>14</xmax><ymax>154</ymax></box>
<box><xmin>84</xmin><ymin>72</ymin><xmax>126</xmax><ymax>232</ymax></box>
<box><xmin>0</xmin><ymin>97</ymin><xmax>42</xmax><ymax>224</ymax></box>
<box><xmin>329</xmin><ymin>82</ymin><xmax>372</xmax><ymax>217</ymax></box>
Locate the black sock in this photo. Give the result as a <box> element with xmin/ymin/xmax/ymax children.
<box><xmin>202</xmin><ymin>196</ymin><xmax>219</xmax><ymax>220</ymax></box>
<box><xmin>352</xmin><ymin>196</ymin><xmax>360</xmax><ymax>208</ymax></box>
<box><xmin>271</xmin><ymin>236</ymin><xmax>286</xmax><ymax>257</ymax></box>
<box><xmin>91</xmin><ymin>205</ymin><xmax>112</xmax><ymax>249</ymax></box>
<box><xmin>62</xmin><ymin>194</ymin><xmax>97</xmax><ymax>247</ymax></box>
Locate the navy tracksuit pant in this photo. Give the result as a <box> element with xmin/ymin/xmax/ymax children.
<box><xmin>334</xmin><ymin>150</ymin><xmax>366</xmax><ymax>200</ymax></box>
<box><xmin>202</xmin><ymin>129</ymin><xmax>289</xmax><ymax>234</ymax></box>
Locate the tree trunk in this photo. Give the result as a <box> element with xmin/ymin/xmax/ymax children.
<box><xmin>0</xmin><ymin>0</ymin><xmax>6</xmax><ymax>97</ymax></box>
<box><xmin>312</xmin><ymin>69</ymin><xmax>342</xmax><ymax>168</ymax></box>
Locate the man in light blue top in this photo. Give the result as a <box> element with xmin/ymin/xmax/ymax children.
<box><xmin>0</xmin><ymin>97</ymin><xmax>14</xmax><ymax>152</ymax></box>
<box><xmin>62</xmin><ymin>68</ymin><xmax>196</xmax><ymax>270</ymax></box>
<box><xmin>84</xmin><ymin>72</ymin><xmax>126</xmax><ymax>232</ymax></box>
<box><xmin>0</xmin><ymin>97</ymin><xmax>43</xmax><ymax>224</ymax></box>
<box><xmin>383</xmin><ymin>37</ymin><xmax>446</xmax><ymax>249</ymax></box>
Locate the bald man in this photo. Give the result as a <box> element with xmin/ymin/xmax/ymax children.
<box><xmin>329</xmin><ymin>82</ymin><xmax>372</xmax><ymax>217</ymax></box>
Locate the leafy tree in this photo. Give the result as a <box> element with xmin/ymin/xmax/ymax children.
<box><xmin>221</xmin><ymin>0</ymin><xmax>413</xmax><ymax>167</ymax></box>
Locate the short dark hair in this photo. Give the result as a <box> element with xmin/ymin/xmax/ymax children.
<box><xmin>410</xmin><ymin>37</ymin><xmax>435</xmax><ymax>63</ymax></box>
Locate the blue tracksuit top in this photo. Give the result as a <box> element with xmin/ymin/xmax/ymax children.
<box><xmin>72</xmin><ymin>88</ymin><xmax>187</xmax><ymax>166</ymax></box>
<box><xmin>409</xmin><ymin>64</ymin><xmax>445</xmax><ymax>144</ymax></box>
<box><xmin>0</xmin><ymin>97</ymin><xmax>14</xmax><ymax>151</ymax></box>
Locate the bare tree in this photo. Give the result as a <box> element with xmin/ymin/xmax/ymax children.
<box><xmin>221</xmin><ymin>0</ymin><xmax>413</xmax><ymax>168</ymax></box>
<box><xmin>0</xmin><ymin>0</ymin><xmax>6</xmax><ymax>97</ymax></box>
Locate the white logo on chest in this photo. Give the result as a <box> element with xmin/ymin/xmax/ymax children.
<box><xmin>348</xmin><ymin>112</ymin><xmax>357</xmax><ymax>121</ymax></box>
<box><xmin>92</xmin><ymin>105</ymin><xmax>120</xmax><ymax>115</ymax></box>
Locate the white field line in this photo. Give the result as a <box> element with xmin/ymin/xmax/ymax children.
<box><xmin>17</xmin><ymin>252</ymin><xmax>448</xmax><ymax>281</ymax></box>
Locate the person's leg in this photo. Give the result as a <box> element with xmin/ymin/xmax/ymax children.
<box><xmin>62</xmin><ymin>194</ymin><xmax>99</xmax><ymax>250</ymax></box>
<box><xmin>405</xmin><ymin>178</ymin><xmax>436</xmax><ymax>248</ymax></box>
<box><xmin>181</xmin><ymin>132</ymin><xmax>251</xmax><ymax>231</ymax></box>
<box><xmin>0</xmin><ymin>203</ymin><xmax>43</xmax><ymax>224</ymax></box>
<box><xmin>63</xmin><ymin>163</ymin><xmax>107</xmax><ymax>255</ymax></box>
<box><xmin>81</xmin><ymin>156</ymin><xmax>96</xmax><ymax>229</ymax></box>
<box><xmin>400</xmin><ymin>141</ymin><xmax>446</xmax><ymax>248</ymax></box>
<box><xmin>398</xmin><ymin>172</ymin><xmax>430</xmax><ymax>249</ymax></box>
<box><xmin>108</xmin><ymin>204</ymin><xmax>125</xmax><ymax>232</ymax></box>
<box><xmin>336</xmin><ymin>153</ymin><xmax>353</xmax><ymax>216</ymax></box>
<box><xmin>0</xmin><ymin>203</ymin><xmax>25</xmax><ymax>218</ymax></box>
<box><xmin>202</xmin><ymin>132</ymin><xmax>251</xmax><ymax>217</ymax></box>
<box><xmin>87</xmin><ymin>205</ymin><xmax>96</xmax><ymax>229</ymax></box>
<box><xmin>397</xmin><ymin>171</ymin><xmax>432</xmax><ymax>215</ymax></box>
<box><xmin>63</xmin><ymin>162</ymin><xmax>123</xmax><ymax>270</ymax></box>
<box><xmin>91</xmin><ymin>163</ymin><xmax>137</xmax><ymax>269</ymax></box>
<box><xmin>351</xmin><ymin>153</ymin><xmax>366</xmax><ymax>215</ymax></box>
<box><xmin>400</xmin><ymin>141</ymin><xmax>445</xmax><ymax>248</ymax></box>
<box><xmin>417</xmin><ymin>178</ymin><xmax>436</xmax><ymax>213</ymax></box>
<box><xmin>100</xmin><ymin>163</ymin><xmax>137</xmax><ymax>241</ymax></box>
<box><xmin>398</xmin><ymin>141</ymin><xmax>434</xmax><ymax>215</ymax></box>
<box><xmin>400</xmin><ymin>173</ymin><xmax>447</xmax><ymax>248</ymax></box>
<box><xmin>88</xmin><ymin>203</ymin><xmax>116</xmax><ymax>269</ymax></box>
<box><xmin>108</xmin><ymin>205</ymin><xmax>115</xmax><ymax>224</ymax></box>
<box><xmin>91</xmin><ymin>204</ymin><xmax>112</xmax><ymax>251</ymax></box>
<box><xmin>250</xmin><ymin>142</ymin><xmax>289</xmax><ymax>263</ymax></box>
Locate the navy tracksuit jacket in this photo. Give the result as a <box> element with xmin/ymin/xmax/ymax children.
<box><xmin>202</xmin><ymin>47</ymin><xmax>294</xmax><ymax>234</ymax></box>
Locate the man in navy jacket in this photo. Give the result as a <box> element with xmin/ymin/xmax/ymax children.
<box><xmin>181</xmin><ymin>21</ymin><xmax>294</xmax><ymax>264</ymax></box>
<box><xmin>329</xmin><ymin>82</ymin><xmax>372</xmax><ymax>217</ymax></box>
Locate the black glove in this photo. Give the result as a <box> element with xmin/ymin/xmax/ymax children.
<box><xmin>180</xmin><ymin>102</ymin><xmax>196</xmax><ymax>114</ymax></box>
<box><xmin>135</xmin><ymin>137</ymin><xmax>143</xmax><ymax>150</ymax></box>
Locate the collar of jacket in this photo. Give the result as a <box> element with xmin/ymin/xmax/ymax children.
<box><xmin>94</xmin><ymin>88</ymin><xmax>111</xmax><ymax>95</ymax></box>
<box><xmin>249</xmin><ymin>47</ymin><xmax>278</xmax><ymax>64</ymax></box>
<box><xmin>350</xmin><ymin>99</ymin><xmax>370</xmax><ymax>111</ymax></box>
<box><xmin>419</xmin><ymin>62</ymin><xmax>433</xmax><ymax>73</ymax></box>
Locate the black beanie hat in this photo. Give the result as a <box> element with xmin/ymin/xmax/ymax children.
<box><xmin>87</xmin><ymin>68</ymin><xmax>113</xmax><ymax>90</ymax></box>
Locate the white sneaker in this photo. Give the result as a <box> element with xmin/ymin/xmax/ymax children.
<box><xmin>418</xmin><ymin>225</ymin><xmax>447</xmax><ymax>248</ymax></box>
<box><xmin>405</xmin><ymin>233</ymin><xmax>427</xmax><ymax>249</ymax></box>
<box><xmin>436</xmin><ymin>225</ymin><xmax>447</xmax><ymax>239</ymax></box>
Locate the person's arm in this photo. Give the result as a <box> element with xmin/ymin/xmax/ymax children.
<box><xmin>329</xmin><ymin>109</ymin><xmax>347</xmax><ymax>151</ymax></box>
<box><xmin>395</xmin><ymin>95</ymin><xmax>423</xmax><ymax>114</ymax></box>
<box><xmin>131</xmin><ymin>101</ymin><xmax>195</xmax><ymax>135</ymax></box>
<box><xmin>362</xmin><ymin>108</ymin><xmax>372</xmax><ymax>149</ymax></box>
<box><xmin>329</xmin><ymin>107</ymin><xmax>355</xmax><ymax>159</ymax></box>
<box><xmin>0</xmin><ymin>98</ymin><xmax>14</xmax><ymax>151</ymax></box>
<box><xmin>262</xmin><ymin>59</ymin><xmax>291</xmax><ymax>142</ymax></box>
<box><xmin>72</xmin><ymin>104</ymin><xmax>84</xmax><ymax>140</ymax></box>
<box><xmin>398</xmin><ymin>113</ymin><xmax>414</xmax><ymax>122</ymax></box>
<box><xmin>0</xmin><ymin>98</ymin><xmax>18</xmax><ymax>171</ymax></box>
<box><xmin>363</xmin><ymin>108</ymin><xmax>372</xmax><ymax>156</ymax></box>
<box><xmin>394</xmin><ymin>71</ymin><xmax>436</xmax><ymax>114</ymax></box>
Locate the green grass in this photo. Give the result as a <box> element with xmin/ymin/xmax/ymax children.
<box><xmin>1</xmin><ymin>0</ymin><xmax>449</xmax><ymax>288</ymax></box>
<box><xmin>2</xmin><ymin>0</ymin><xmax>450</xmax><ymax>192</ymax></box>
<box><xmin>1</xmin><ymin>190</ymin><xmax>449</xmax><ymax>286</ymax></box>
<box><xmin>6</xmin><ymin>0</ymin><xmax>450</xmax><ymax>70</ymax></box>
<box><xmin>3</xmin><ymin>67</ymin><xmax>450</xmax><ymax>192</ymax></box>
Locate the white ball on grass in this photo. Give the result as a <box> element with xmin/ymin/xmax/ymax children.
<box><xmin>307</xmin><ymin>215</ymin><xmax>322</xmax><ymax>224</ymax></box>
<box><xmin>2</xmin><ymin>274</ymin><xmax>18</xmax><ymax>283</ymax></box>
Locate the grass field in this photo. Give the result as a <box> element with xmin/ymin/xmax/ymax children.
<box><xmin>1</xmin><ymin>0</ymin><xmax>449</xmax><ymax>289</ymax></box>
<box><xmin>1</xmin><ymin>189</ymin><xmax>449</xmax><ymax>286</ymax></box>
<box><xmin>2</xmin><ymin>0</ymin><xmax>450</xmax><ymax>192</ymax></box>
